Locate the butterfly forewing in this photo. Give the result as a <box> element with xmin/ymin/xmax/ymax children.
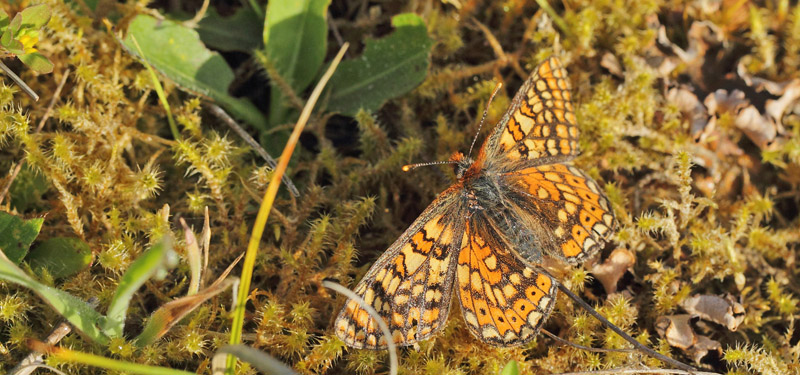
<box><xmin>456</xmin><ymin>216</ymin><xmax>557</xmax><ymax>346</ymax></box>
<box><xmin>481</xmin><ymin>57</ymin><xmax>580</xmax><ymax>171</ymax></box>
<box><xmin>334</xmin><ymin>186</ymin><xmax>466</xmax><ymax>349</ymax></box>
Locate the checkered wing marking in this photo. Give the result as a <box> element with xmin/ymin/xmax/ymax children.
<box><xmin>456</xmin><ymin>217</ymin><xmax>557</xmax><ymax>347</ymax></box>
<box><xmin>334</xmin><ymin>187</ymin><xmax>465</xmax><ymax>349</ymax></box>
<box><xmin>504</xmin><ymin>163</ymin><xmax>617</xmax><ymax>264</ymax></box>
<box><xmin>481</xmin><ymin>57</ymin><xmax>579</xmax><ymax>171</ymax></box>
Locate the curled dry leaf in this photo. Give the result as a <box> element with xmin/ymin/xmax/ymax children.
<box><xmin>680</xmin><ymin>294</ymin><xmax>745</xmax><ymax>331</ymax></box>
<box><xmin>656</xmin><ymin>315</ymin><xmax>695</xmax><ymax>350</ymax></box>
<box><xmin>658</xmin><ymin>19</ymin><xmax>800</xmax><ymax>151</ymax></box>
<box><xmin>733</xmin><ymin>106</ymin><xmax>779</xmax><ymax>149</ymax></box>
<box><xmin>764</xmin><ymin>79</ymin><xmax>800</xmax><ymax>133</ymax></box>
<box><xmin>656</xmin><ymin>314</ymin><xmax>722</xmax><ymax>363</ymax></box>
<box><xmin>600</xmin><ymin>52</ymin><xmax>623</xmax><ymax>78</ymax></box>
<box><xmin>688</xmin><ymin>334</ymin><xmax>723</xmax><ymax>364</ymax></box>
<box><xmin>704</xmin><ymin>89</ymin><xmax>748</xmax><ymax>115</ymax></box>
<box><xmin>667</xmin><ymin>85</ymin><xmax>710</xmax><ymax>141</ymax></box>
<box><xmin>657</xmin><ymin>21</ymin><xmax>724</xmax><ymax>87</ymax></box>
<box><xmin>703</xmin><ymin>88</ymin><xmax>781</xmax><ymax>149</ymax></box>
<box><xmin>591</xmin><ymin>247</ymin><xmax>635</xmax><ymax>294</ymax></box>
<box><xmin>730</xmin><ymin>61</ymin><xmax>800</xmax><ymax>149</ymax></box>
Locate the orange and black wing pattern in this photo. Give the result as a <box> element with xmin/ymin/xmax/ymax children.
<box><xmin>334</xmin><ymin>187</ymin><xmax>466</xmax><ymax>349</ymax></box>
<box><xmin>503</xmin><ymin>163</ymin><xmax>616</xmax><ymax>264</ymax></box>
<box><xmin>456</xmin><ymin>216</ymin><xmax>558</xmax><ymax>346</ymax></box>
<box><xmin>481</xmin><ymin>57</ymin><xmax>579</xmax><ymax>171</ymax></box>
<box><xmin>334</xmin><ymin>56</ymin><xmax>618</xmax><ymax>350</ymax></box>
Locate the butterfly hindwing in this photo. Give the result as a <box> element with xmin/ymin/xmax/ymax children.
<box><xmin>481</xmin><ymin>57</ymin><xmax>580</xmax><ymax>171</ymax></box>
<box><xmin>503</xmin><ymin>163</ymin><xmax>617</xmax><ymax>264</ymax></box>
<box><xmin>334</xmin><ymin>186</ymin><xmax>466</xmax><ymax>349</ymax></box>
<box><xmin>456</xmin><ymin>215</ymin><xmax>558</xmax><ymax>347</ymax></box>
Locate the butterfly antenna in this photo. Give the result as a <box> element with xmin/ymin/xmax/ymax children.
<box><xmin>402</xmin><ymin>160</ymin><xmax>457</xmax><ymax>172</ymax></box>
<box><xmin>467</xmin><ymin>81</ymin><xmax>504</xmax><ymax>158</ymax></box>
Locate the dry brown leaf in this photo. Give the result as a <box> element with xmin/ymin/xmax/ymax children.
<box><xmin>667</xmin><ymin>85</ymin><xmax>710</xmax><ymax>141</ymax></box>
<box><xmin>590</xmin><ymin>247</ymin><xmax>635</xmax><ymax>294</ymax></box>
<box><xmin>656</xmin><ymin>315</ymin><xmax>696</xmax><ymax>350</ymax></box>
<box><xmin>657</xmin><ymin>21</ymin><xmax>724</xmax><ymax>88</ymax></box>
<box><xmin>656</xmin><ymin>314</ymin><xmax>722</xmax><ymax>363</ymax></box>
<box><xmin>681</xmin><ymin>294</ymin><xmax>745</xmax><ymax>331</ymax></box>
<box><xmin>600</xmin><ymin>52</ymin><xmax>623</xmax><ymax>78</ymax></box>
<box><xmin>687</xmin><ymin>334</ymin><xmax>722</xmax><ymax>364</ymax></box>
<box><xmin>704</xmin><ymin>89</ymin><xmax>748</xmax><ymax>115</ymax></box>
<box><xmin>703</xmin><ymin>86</ymin><xmax>784</xmax><ymax>149</ymax></box>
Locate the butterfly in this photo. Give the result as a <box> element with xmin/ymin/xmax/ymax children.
<box><xmin>334</xmin><ymin>57</ymin><xmax>617</xmax><ymax>348</ymax></box>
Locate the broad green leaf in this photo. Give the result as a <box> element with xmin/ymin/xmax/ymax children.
<box><xmin>197</xmin><ymin>7</ymin><xmax>262</xmax><ymax>52</ymax></box>
<box><xmin>0</xmin><ymin>9</ymin><xmax>9</xmax><ymax>29</ymax></box>
<box><xmin>263</xmin><ymin>0</ymin><xmax>330</xmax><ymax>126</ymax></box>
<box><xmin>27</xmin><ymin>237</ymin><xmax>92</xmax><ymax>279</ymax></box>
<box><xmin>0</xmin><ymin>28</ymin><xmax>22</xmax><ymax>53</ymax></box>
<box><xmin>9</xmin><ymin>164</ymin><xmax>50</xmax><ymax>212</ymax></box>
<box><xmin>20</xmin><ymin>4</ymin><xmax>50</xmax><ymax>29</ymax></box>
<box><xmin>0</xmin><ymin>211</ymin><xmax>43</xmax><ymax>264</ymax></box>
<box><xmin>0</xmin><ymin>250</ymin><xmax>109</xmax><ymax>344</ymax></box>
<box><xmin>2</xmin><ymin>38</ymin><xmax>24</xmax><ymax>54</ymax></box>
<box><xmin>122</xmin><ymin>15</ymin><xmax>268</xmax><ymax>131</ymax></box>
<box><xmin>8</xmin><ymin>13</ymin><xmax>21</xmax><ymax>34</ymax></box>
<box><xmin>500</xmin><ymin>360</ymin><xmax>519</xmax><ymax>375</ymax></box>
<box><xmin>326</xmin><ymin>13</ymin><xmax>433</xmax><ymax>116</ymax></box>
<box><xmin>102</xmin><ymin>236</ymin><xmax>176</xmax><ymax>338</ymax></box>
<box><xmin>18</xmin><ymin>51</ymin><xmax>54</xmax><ymax>73</ymax></box>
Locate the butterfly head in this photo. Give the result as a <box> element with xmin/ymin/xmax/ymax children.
<box><xmin>449</xmin><ymin>152</ymin><xmax>474</xmax><ymax>179</ymax></box>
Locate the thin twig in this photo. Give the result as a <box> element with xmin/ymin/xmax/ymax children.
<box><xmin>328</xmin><ymin>11</ymin><xmax>349</xmax><ymax>58</ymax></box>
<box><xmin>206</xmin><ymin>103</ymin><xmax>299</xmax><ymax>197</ymax></box>
<box><xmin>472</xmin><ymin>19</ymin><xmax>506</xmax><ymax>59</ymax></box>
<box><xmin>542</xmin><ymin>329</ymin><xmax>638</xmax><ymax>354</ymax></box>
<box><xmin>36</xmin><ymin>70</ymin><xmax>70</xmax><ymax>132</ymax></box>
<box><xmin>183</xmin><ymin>0</ymin><xmax>210</xmax><ymax>28</ymax></box>
<box><xmin>8</xmin><ymin>323</ymin><xmax>71</xmax><ymax>375</ymax></box>
<box><xmin>557</xmin><ymin>283</ymin><xmax>697</xmax><ymax>372</ymax></box>
<box><xmin>125</xmin><ymin>126</ymin><xmax>177</xmax><ymax>147</ymax></box>
<box><xmin>0</xmin><ymin>163</ymin><xmax>24</xmax><ymax>207</ymax></box>
<box><xmin>10</xmin><ymin>298</ymin><xmax>98</xmax><ymax>375</ymax></box>
<box><xmin>0</xmin><ymin>60</ymin><xmax>39</xmax><ymax>101</ymax></box>
<box><xmin>0</xmin><ymin>69</ymin><xmax>70</xmax><ymax>205</ymax></box>
<box><xmin>323</xmin><ymin>280</ymin><xmax>398</xmax><ymax>375</ymax></box>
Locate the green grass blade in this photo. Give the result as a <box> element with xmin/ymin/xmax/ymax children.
<box><xmin>102</xmin><ymin>236</ymin><xmax>176</xmax><ymax>338</ymax></box>
<box><xmin>225</xmin><ymin>43</ymin><xmax>349</xmax><ymax>374</ymax></box>
<box><xmin>30</xmin><ymin>341</ymin><xmax>195</xmax><ymax>375</ymax></box>
<box><xmin>0</xmin><ymin>251</ymin><xmax>109</xmax><ymax>344</ymax></box>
